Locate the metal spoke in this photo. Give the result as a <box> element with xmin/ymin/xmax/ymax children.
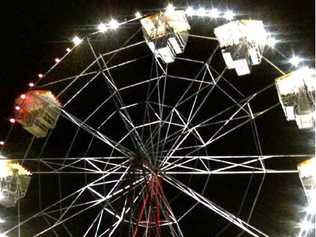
<box><xmin>162</xmin><ymin>175</ymin><xmax>268</xmax><ymax>237</ymax></box>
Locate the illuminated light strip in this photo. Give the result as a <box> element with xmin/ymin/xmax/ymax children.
<box><xmin>184</xmin><ymin>6</ymin><xmax>235</xmax><ymax>20</ymax></box>
<box><xmin>30</xmin><ymin>3</ymin><xmax>308</xmax><ymax>91</ymax></box>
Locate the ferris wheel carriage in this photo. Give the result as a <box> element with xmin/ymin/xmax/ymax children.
<box><xmin>140</xmin><ymin>10</ymin><xmax>190</xmax><ymax>63</ymax></box>
<box><xmin>214</xmin><ymin>20</ymin><xmax>267</xmax><ymax>76</ymax></box>
<box><xmin>275</xmin><ymin>67</ymin><xmax>316</xmax><ymax>129</ymax></box>
<box><xmin>14</xmin><ymin>90</ymin><xmax>61</xmax><ymax>138</ymax></box>
<box><xmin>0</xmin><ymin>158</ymin><xmax>31</xmax><ymax>208</ymax></box>
<box><xmin>297</xmin><ymin>158</ymin><xmax>316</xmax><ymax>199</ymax></box>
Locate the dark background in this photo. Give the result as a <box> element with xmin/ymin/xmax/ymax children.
<box><xmin>0</xmin><ymin>0</ymin><xmax>315</xmax><ymax>236</ymax></box>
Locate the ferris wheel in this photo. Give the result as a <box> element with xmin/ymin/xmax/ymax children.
<box><xmin>0</xmin><ymin>3</ymin><xmax>315</xmax><ymax>237</ymax></box>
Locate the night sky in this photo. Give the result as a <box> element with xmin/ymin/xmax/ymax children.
<box><xmin>0</xmin><ymin>0</ymin><xmax>315</xmax><ymax>236</ymax></box>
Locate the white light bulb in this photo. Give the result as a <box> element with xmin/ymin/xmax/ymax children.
<box><xmin>299</xmin><ymin>220</ymin><xmax>314</xmax><ymax>231</ymax></box>
<box><xmin>0</xmin><ymin>218</ymin><xmax>5</xmax><ymax>224</ymax></box>
<box><xmin>267</xmin><ymin>37</ymin><xmax>278</xmax><ymax>48</ymax></box>
<box><xmin>0</xmin><ymin>234</ymin><xmax>8</xmax><ymax>237</ymax></box>
<box><xmin>135</xmin><ymin>11</ymin><xmax>142</xmax><ymax>18</ymax></box>
<box><xmin>72</xmin><ymin>36</ymin><xmax>82</xmax><ymax>46</ymax></box>
<box><xmin>166</xmin><ymin>4</ymin><xmax>175</xmax><ymax>13</ymax></box>
<box><xmin>223</xmin><ymin>10</ymin><xmax>235</xmax><ymax>20</ymax></box>
<box><xmin>97</xmin><ymin>23</ymin><xmax>108</xmax><ymax>33</ymax></box>
<box><xmin>108</xmin><ymin>19</ymin><xmax>120</xmax><ymax>30</ymax></box>
<box><xmin>185</xmin><ymin>6</ymin><xmax>195</xmax><ymax>16</ymax></box>
<box><xmin>305</xmin><ymin>204</ymin><xmax>316</xmax><ymax>214</ymax></box>
<box><xmin>0</xmin><ymin>141</ymin><xmax>4</xmax><ymax>146</ymax></box>
<box><xmin>289</xmin><ymin>56</ymin><xmax>303</xmax><ymax>67</ymax></box>
<box><xmin>197</xmin><ymin>7</ymin><xmax>207</xmax><ymax>17</ymax></box>
<box><xmin>209</xmin><ymin>8</ymin><xmax>220</xmax><ymax>18</ymax></box>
